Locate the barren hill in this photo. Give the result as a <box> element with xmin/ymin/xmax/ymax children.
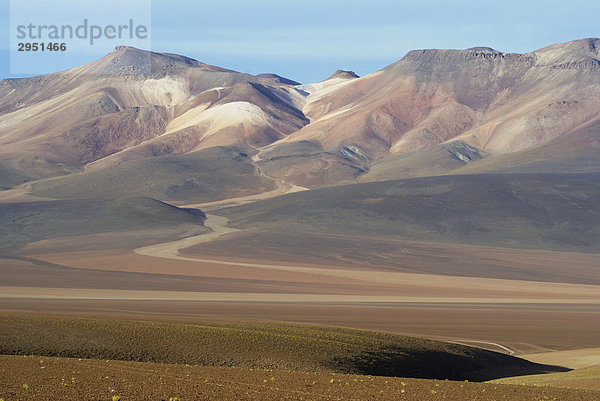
<box><xmin>257</xmin><ymin>38</ymin><xmax>600</xmax><ymax>186</ymax></box>
<box><xmin>2</xmin><ymin>39</ymin><xmax>600</xmax><ymax>190</ymax></box>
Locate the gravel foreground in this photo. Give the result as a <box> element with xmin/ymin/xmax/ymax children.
<box><xmin>1</xmin><ymin>355</ymin><xmax>598</xmax><ymax>401</ymax></box>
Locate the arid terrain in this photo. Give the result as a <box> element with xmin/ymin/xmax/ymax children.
<box><xmin>1</xmin><ymin>39</ymin><xmax>600</xmax><ymax>399</ymax></box>
<box><xmin>4</xmin><ymin>355</ymin><xmax>599</xmax><ymax>401</ymax></box>
<box><xmin>1</xmin><ymin>314</ymin><xmax>599</xmax><ymax>400</ymax></box>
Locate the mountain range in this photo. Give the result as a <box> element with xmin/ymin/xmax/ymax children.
<box><xmin>1</xmin><ymin>38</ymin><xmax>600</xmax><ymax>253</ymax></box>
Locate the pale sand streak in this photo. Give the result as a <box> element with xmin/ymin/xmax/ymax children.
<box><xmin>133</xmin><ymin>215</ymin><xmax>600</xmax><ymax>301</ymax></box>
<box><xmin>520</xmin><ymin>348</ymin><xmax>600</xmax><ymax>369</ymax></box>
<box><xmin>181</xmin><ymin>166</ymin><xmax>308</xmax><ymax>212</ymax></box>
<box><xmin>0</xmin><ymin>286</ymin><xmax>598</xmax><ymax>304</ymax></box>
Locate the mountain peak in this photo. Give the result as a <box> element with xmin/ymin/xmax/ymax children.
<box><xmin>75</xmin><ymin>46</ymin><xmax>236</xmax><ymax>77</ymax></box>
<box><xmin>392</xmin><ymin>38</ymin><xmax>600</xmax><ymax>74</ymax></box>
<box><xmin>532</xmin><ymin>38</ymin><xmax>600</xmax><ymax>69</ymax></box>
<box><xmin>393</xmin><ymin>47</ymin><xmax>535</xmax><ymax>74</ymax></box>
<box><xmin>113</xmin><ymin>45</ymin><xmax>138</xmax><ymax>52</ymax></box>
<box><xmin>326</xmin><ymin>70</ymin><xmax>360</xmax><ymax>80</ymax></box>
<box><xmin>542</xmin><ymin>37</ymin><xmax>600</xmax><ymax>51</ymax></box>
<box><xmin>466</xmin><ymin>46</ymin><xmax>498</xmax><ymax>52</ymax></box>
<box><xmin>534</xmin><ymin>38</ymin><xmax>600</xmax><ymax>56</ymax></box>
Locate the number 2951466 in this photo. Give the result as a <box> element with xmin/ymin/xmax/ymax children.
<box><xmin>18</xmin><ymin>43</ymin><xmax>67</xmax><ymax>51</ymax></box>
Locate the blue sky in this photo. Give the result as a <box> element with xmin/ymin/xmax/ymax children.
<box><xmin>1</xmin><ymin>0</ymin><xmax>600</xmax><ymax>83</ymax></box>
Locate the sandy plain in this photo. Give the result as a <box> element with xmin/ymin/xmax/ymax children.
<box><xmin>2</xmin><ymin>237</ymin><xmax>600</xmax><ymax>360</ymax></box>
<box><xmin>2</xmin><ymin>193</ymin><xmax>600</xmax><ymax>368</ymax></box>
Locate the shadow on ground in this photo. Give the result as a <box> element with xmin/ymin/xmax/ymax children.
<box><xmin>330</xmin><ymin>347</ymin><xmax>570</xmax><ymax>381</ymax></box>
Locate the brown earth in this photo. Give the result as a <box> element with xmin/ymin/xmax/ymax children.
<box><xmin>1</xmin><ymin>355</ymin><xmax>598</xmax><ymax>401</ymax></box>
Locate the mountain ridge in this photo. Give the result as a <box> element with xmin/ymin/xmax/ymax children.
<box><xmin>1</xmin><ymin>38</ymin><xmax>600</xmax><ymax>190</ymax></box>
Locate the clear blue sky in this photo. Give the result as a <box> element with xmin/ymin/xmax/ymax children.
<box><xmin>1</xmin><ymin>0</ymin><xmax>600</xmax><ymax>83</ymax></box>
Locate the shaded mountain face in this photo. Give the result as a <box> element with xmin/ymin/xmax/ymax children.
<box><xmin>220</xmin><ymin>172</ymin><xmax>600</xmax><ymax>254</ymax></box>
<box><xmin>1</xmin><ymin>39</ymin><xmax>600</xmax><ymax>190</ymax></box>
